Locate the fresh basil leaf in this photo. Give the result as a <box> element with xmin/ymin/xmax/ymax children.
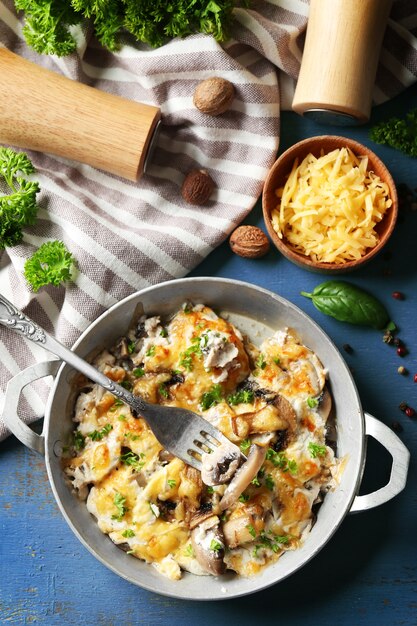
<box><xmin>301</xmin><ymin>281</ymin><xmax>389</xmax><ymax>329</ymax></box>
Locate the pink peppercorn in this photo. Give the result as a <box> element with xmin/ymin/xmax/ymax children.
<box><xmin>397</xmin><ymin>346</ymin><xmax>407</xmax><ymax>357</ymax></box>
<box><xmin>405</xmin><ymin>406</ymin><xmax>415</xmax><ymax>418</ymax></box>
<box><xmin>392</xmin><ymin>291</ymin><xmax>405</xmax><ymax>300</ymax></box>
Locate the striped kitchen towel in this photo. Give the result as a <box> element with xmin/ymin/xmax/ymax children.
<box><xmin>1</xmin><ymin>0</ymin><xmax>417</xmax><ymax>439</ymax></box>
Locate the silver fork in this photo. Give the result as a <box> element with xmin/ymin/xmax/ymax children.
<box><xmin>0</xmin><ymin>294</ymin><xmax>242</xmax><ymax>470</ymax></box>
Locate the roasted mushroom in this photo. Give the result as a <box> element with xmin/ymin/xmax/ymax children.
<box><xmin>219</xmin><ymin>444</ymin><xmax>267</xmax><ymax>511</ymax></box>
<box><xmin>223</xmin><ymin>503</ymin><xmax>264</xmax><ymax>548</ymax></box>
<box><xmin>201</xmin><ymin>441</ymin><xmax>242</xmax><ymax>486</ymax></box>
<box><xmin>190</xmin><ymin>515</ymin><xmax>226</xmax><ymax>576</ymax></box>
<box><xmin>317</xmin><ymin>386</ymin><xmax>332</xmax><ymax>422</ymax></box>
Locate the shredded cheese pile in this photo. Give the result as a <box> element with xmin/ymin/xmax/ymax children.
<box><xmin>271</xmin><ymin>147</ymin><xmax>392</xmax><ymax>264</ymax></box>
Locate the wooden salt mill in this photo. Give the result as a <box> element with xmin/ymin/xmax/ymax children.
<box><xmin>292</xmin><ymin>0</ymin><xmax>393</xmax><ymax>125</ymax></box>
<box><xmin>0</xmin><ymin>48</ymin><xmax>161</xmax><ymax>181</ymax></box>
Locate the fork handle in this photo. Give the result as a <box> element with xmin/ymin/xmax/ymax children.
<box><xmin>0</xmin><ymin>294</ymin><xmax>148</xmax><ymax>412</ymax></box>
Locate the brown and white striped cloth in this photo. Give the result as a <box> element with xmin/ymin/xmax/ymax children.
<box><xmin>1</xmin><ymin>0</ymin><xmax>417</xmax><ymax>439</ymax></box>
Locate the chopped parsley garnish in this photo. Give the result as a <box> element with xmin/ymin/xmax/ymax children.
<box><xmin>118</xmin><ymin>414</ymin><xmax>127</xmax><ymax>421</ymax></box>
<box><xmin>112</xmin><ymin>397</ymin><xmax>124</xmax><ymax>408</ymax></box>
<box><xmin>179</xmin><ymin>336</ymin><xmax>203</xmax><ymax>372</ymax></box>
<box><xmin>206</xmin><ymin>486</ymin><xmax>215</xmax><ymax>494</ymax></box>
<box><xmin>122</xmin><ymin>529</ymin><xmax>135</xmax><ymax>538</ymax></box>
<box><xmin>158</xmin><ymin>384</ymin><xmax>169</xmax><ymax>399</ymax></box>
<box><xmin>238</xmin><ymin>493</ymin><xmax>250</xmax><ymax>503</ymax></box>
<box><xmin>112</xmin><ymin>492</ymin><xmax>128</xmax><ymax>521</ymax></box>
<box><xmin>308</xmin><ymin>442</ymin><xmax>327</xmax><ymax>458</ymax></box>
<box><xmin>160</xmin><ymin>327</ymin><xmax>168</xmax><ymax>338</ymax></box>
<box><xmin>167</xmin><ymin>479</ymin><xmax>176</xmax><ymax>488</ymax></box>
<box><xmin>120</xmin><ymin>450</ymin><xmax>145</xmax><ymax>471</ymax></box>
<box><xmin>120</xmin><ymin>380</ymin><xmax>132</xmax><ymax>391</ymax></box>
<box><xmin>73</xmin><ymin>430</ymin><xmax>85</xmax><ymax>451</ymax></box>
<box><xmin>127</xmin><ymin>340</ymin><xmax>136</xmax><ymax>354</ymax></box>
<box><xmin>307</xmin><ymin>396</ymin><xmax>319</xmax><ymax>408</ymax></box>
<box><xmin>146</xmin><ymin>345</ymin><xmax>156</xmax><ymax>357</ymax></box>
<box><xmin>200</xmin><ymin>384</ymin><xmax>223</xmax><ymax>411</ymax></box>
<box><xmin>124</xmin><ymin>432</ymin><xmax>140</xmax><ymax>441</ymax></box>
<box><xmin>133</xmin><ymin>367</ymin><xmax>145</xmax><ymax>377</ymax></box>
<box><xmin>266</xmin><ymin>448</ymin><xmax>298</xmax><ymax>474</ymax></box>
<box><xmin>255</xmin><ymin>354</ymin><xmax>267</xmax><ymax>370</ymax></box>
<box><xmin>247</xmin><ymin>524</ymin><xmax>256</xmax><ymax>538</ymax></box>
<box><xmin>252</xmin><ymin>531</ymin><xmax>289</xmax><ymax>557</ymax></box>
<box><xmin>88</xmin><ymin>424</ymin><xmax>113</xmax><ymax>441</ymax></box>
<box><xmin>184</xmin><ymin>544</ymin><xmax>194</xmax><ymax>557</ymax></box>
<box><xmin>251</xmin><ymin>468</ymin><xmax>264</xmax><ymax>486</ymax></box>
<box><xmin>210</xmin><ymin>539</ymin><xmax>223</xmax><ymax>552</ymax></box>
<box><xmin>264</xmin><ymin>473</ymin><xmax>275</xmax><ymax>491</ymax></box>
<box><xmin>227</xmin><ymin>389</ymin><xmax>254</xmax><ymax>406</ymax></box>
<box><xmin>179</xmin><ymin>354</ymin><xmax>193</xmax><ymax>371</ymax></box>
<box><xmin>240</xmin><ymin>438</ymin><xmax>251</xmax><ymax>454</ymax></box>
<box><xmin>273</xmin><ymin>357</ymin><xmax>281</xmax><ymax>365</ymax></box>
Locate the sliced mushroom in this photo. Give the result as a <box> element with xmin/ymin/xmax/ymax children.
<box><xmin>237</xmin><ymin>393</ymin><xmax>296</xmax><ymax>441</ymax></box>
<box><xmin>219</xmin><ymin>444</ymin><xmax>267</xmax><ymax>511</ymax></box>
<box><xmin>189</xmin><ymin>503</ymin><xmax>214</xmax><ymax>530</ymax></box>
<box><xmin>201</xmin><ymin>441</ymin><xmax>242</xmax><ymax>486</ymax></box>
<box><xmin>317</xmin><ymin>386</ymin><xmax>332</xmax><ymax>422</ymax></box>
<box><xmin>178</xmin><ymin>464</ymin><xmax>203</xmax><ymax>522</ymax></box>
<box><xmin>222</xmin><ymin>503</ymin><xmax>264</xmax><ymax>548</ymax></box>
<box><xmin>191</xmin><ymin>515</ymin><xmax>226</xmax><ymax>576</ymax></box>
<box><xmin>272</xmin><ymin>394</ymin><xmax>297</xmax><ymax>434</ymax></box>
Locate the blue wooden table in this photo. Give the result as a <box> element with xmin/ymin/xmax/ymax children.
<box><xmin>1</xmin><ymin>83</ymin><xmax>417</xmax><ymax>626</ymax></box>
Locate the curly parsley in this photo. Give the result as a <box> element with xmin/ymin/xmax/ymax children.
<box><xmin>24</xmin><ymin>240</ymin><xmax>75</xmax><ymax>292</ymax></box>
<box><xmin>15</xmin><ymin>0</ymin><xmax>247</xmax><ymax>56</ymax></box>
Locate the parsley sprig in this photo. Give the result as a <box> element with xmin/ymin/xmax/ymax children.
<box><xmin>200</xmin><ymin>384</ymin><xmax>223</xmax><ymax>411</ymax></box>
<box><xmin>112</xmin><ymin>492</ymin><xmax>128</xmax><ymax>521</ymax></box>
<box><xmin>0</xmin><ymin>147</ymin><xmax>40</xmax><ymax>249</ymax></box>
<box><xmin>266</xmin><ymin>448</ymin><xmax>297</xmax><ymax>474</ymax></box>
<box><xmin>120</xmin><ymin>450</ymin><xmax>146</xmax><ymax>471</ymax></box>
<box><xmin>16</xmin><ymin>0</ymin><xmax>247</xmax><ymax>57</ymax></box>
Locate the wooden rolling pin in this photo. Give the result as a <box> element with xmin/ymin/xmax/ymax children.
<box><xmin>0</xmin><ymin>48</ymin><xmax>161</xmax><ymax>181</ymax></box>
<box><xmin>292</xmin><ymin>0</ymin><xmax>393</xmax><ymax>125</ymax></box>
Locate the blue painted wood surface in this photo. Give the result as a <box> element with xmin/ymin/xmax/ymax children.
<box><xmin>1</xmin><ymin>83</ymin><xmax>417</xmax><ymax>626</ymax></box>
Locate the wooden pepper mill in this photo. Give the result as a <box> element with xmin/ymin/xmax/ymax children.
<box><xmin>0</xmin><ymin>48</ymin><xmax>161</xmax><ymax>181</ymax></box>
<box><xmin>292</xmin><ymin>0</ymin><xmax>393</xmax><ymax>125</ymax></box>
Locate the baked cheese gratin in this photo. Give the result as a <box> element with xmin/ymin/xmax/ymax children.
<box><xmin>64</xmin><ymin>302</ymin><xmax>339</xmax><ymax>580</ymax></box>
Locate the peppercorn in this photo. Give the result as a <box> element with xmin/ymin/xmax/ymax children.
<box><xmin>343</xmin><ymin>343</ymin><xmax>353</xmax><ymax>354</ymax></box>
<box><xmin>405</xmin><ymin>406</ymin><xmax>415</xmax><ymax>418</ymax></box>
<box><xmin>397</xmin><ymin>366</ymin><xmax>408</xmax><ymax>375</ymax></box>
<box><xmin>399</xmin><ymin>401</ymin><xmax>408</xmax><ymax>412</ymax></box>
<box><xmin>397</xmin><ymin>345</ymin><xmax>407</xmax><ymax>357</ymax></box>
<box><xmin>391</xmin><ymin>421</ymin><xmax>403</xmax><ymax>433</ymax></box>
<box><xmin>393</xmin><ymin>337</ymin><xmax>403</xmax><ymax>347</ymax></box>
<box><xmin>383</xmin><ymin>330</ymin><xmax>394</xmax><ymax>345</ymax></box>
<box><xmin>392</xmin><ymin>291</ymin><xmax>405</xmax><ymax>300</ymax></box>
<box><xmin>414</xmin><ymin>373</ymin><xmax>417</xmax><ymax>383</ymax></box>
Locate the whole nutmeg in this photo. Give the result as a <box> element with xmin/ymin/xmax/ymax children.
<box><xmin>229</xmin><ymin>225</ymin><xmax>270</xmax><ymax>258</ymax></box>
<box><xmin>193</xmin><ymin>77</ymin><xmax>235</xmax><ymax>116</ymax></box>
<box><xmin>181</xmin><ymin>169</ymin><xmax>215</xmax><ymax>205</ymax></box>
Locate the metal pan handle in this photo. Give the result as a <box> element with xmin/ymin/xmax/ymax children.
<box><xmin>350</xmin><ymin>412</ymin><xmax>410</xmax><ymax>513</ymax></box>
<box><xmin>1</xmin><ymin>360</ymin><xmax>61</xmax><ymax>456</ymax></box>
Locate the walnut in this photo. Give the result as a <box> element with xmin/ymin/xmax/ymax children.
<box><xmin>181</xmin><ymin>169</ymin><xmax>215</xmax><ymax>205</ymax></box>
<box><xmin>193</xmin><ymin>77</ymin><xmax>235</xmax><ymax>116</ymax></box>
<box><xmin>229</xmin><ymin>226</ymin><xmax>270</xmax><ymax>258</ymax></box>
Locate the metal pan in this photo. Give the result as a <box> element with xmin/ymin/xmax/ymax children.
<box><xmin>2</xmin><ymin>277</ymin><xmax>410</xmax><ymax>600</ymax></box>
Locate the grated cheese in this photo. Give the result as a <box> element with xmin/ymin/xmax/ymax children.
<box><xmin>271</xmin><ymin>147</ymin><xmax>392</xmax><ymax>264</ymax></box>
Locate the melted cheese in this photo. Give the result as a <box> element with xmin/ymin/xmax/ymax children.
<box><xmin>64</xmin><ymin>303</ymin><xmax>339</xmax><ymax>581</ymax></box>
<box><xmin>271</xmin><ymin>147</ymin><xmax>392</xmax><ymax>263</ymax></box>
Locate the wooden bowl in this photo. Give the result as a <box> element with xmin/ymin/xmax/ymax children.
<box><xmin>262</xmin><ymin>135</ymin><xmax>398</xmax><ymax>273</ymax></box>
